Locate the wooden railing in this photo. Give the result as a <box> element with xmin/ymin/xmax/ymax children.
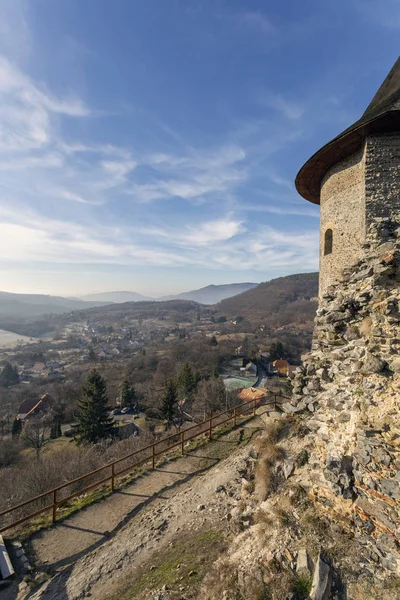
<box><xmin>0</xmin><ymin>394</ymin><xmax>288</xmax><ymax>535</ymax></box>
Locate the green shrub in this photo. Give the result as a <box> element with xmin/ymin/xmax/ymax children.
<box><xmin>292</xmin><ymin>575</ymin><xmax>312</xmax><ymax>600</ymax></box>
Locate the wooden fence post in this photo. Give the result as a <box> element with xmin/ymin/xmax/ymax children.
<box><xmin>111</xmin><ymin>463</ymin><xmax>115</xmax><ymax>492</ymax></box>
<box><xmin>2</xmin><ymin>394</ymin><xmax>290</xmax><ymax>535</ymax></box>
<box><xmin>52</xmin><ymin>490</ymin><xmax>57</xmax><ymax>524</ymax></box>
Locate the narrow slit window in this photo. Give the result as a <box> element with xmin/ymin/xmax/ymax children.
<box><xmin>324</xmin><ymin>228</ymin><xmax>333</xmax><ymax>255</ymax></box>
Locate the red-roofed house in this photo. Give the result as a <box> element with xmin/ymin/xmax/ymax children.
<box><xmin>272</xmin><ymin>360</ymin><xmax>290</xmax><ymax>377</ymax></box>
<box><xmin>238</xmin><ymin>387</ymin><xmax>270</xmax><ymax>404</ymax></box>
<box><xmin>18</xmin><ymin>394</ymin><xmax>53</xmax><ymax>421</ymax></box>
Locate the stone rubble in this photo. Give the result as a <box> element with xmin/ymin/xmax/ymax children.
<box><xmin>289</xmin><ymin>217</ymin><xmax>400</xmax><ymax>575</ymax></box>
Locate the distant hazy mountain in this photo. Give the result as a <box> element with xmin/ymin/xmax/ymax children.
<box><xmin>80</xmin><ymin>291</ymin><xmax>153</xmax><ymax>303</ymax></box>
<box><xmin>159</xmin><ymin>283</ymin><xmax>259</xmax><ymax>305</ymax></box>
<box><xmin>0</xmin><ymin>291</ymin><xmax>108</xmax><ymax>320</ymax></box>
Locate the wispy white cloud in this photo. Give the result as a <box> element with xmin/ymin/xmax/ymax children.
<box><xmin>0</xmin><ymin>55</ymin><xmax>89</xmax><ymax>153</ymax></box>
<box><xmin>236</xmin><ymin>10</ymin><xmax>275</xmax><ymax>34</ymax></box>
<box><xmin>0</xmin><ymin>152</ymin><xmax>63</xmax><ymax>170</ymax></box>
<box><xmin>0</xmin><ymin>7</ymin><xmax>321</xmax><ymax>293</ymax></box>
<box><xmin>0</xmin><ymin>201</ymin><xmax>318</xmax><ymax>274</ymax></box>
<box><xmin>49</xmin><ymin>188</ymin><xmax>102</xmax><ymax>206</ymax></box>
<box><xmin>259</xmin><ymin>91</ymin><xmax>305</xmax><ymax>120</ymax></box>
<box><xmin>182</xmin><ymin>219</ymin><xmax>244</xmax><ymax>246</ymax></box>
<box><xmin>245</xmin><ymin>203</ymin><xmax>320</xmax><ymax>218</ymax></box>
<box><xmin>126</xmin><ymin>145</ymin><xmax>247</xmax><ymax>203</ymax></box>
<box><xmin>140</xmin><ymin>218</ymin><xmax>245</xmax><ymax>247</ymax></box>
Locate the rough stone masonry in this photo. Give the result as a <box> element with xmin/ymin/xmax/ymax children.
<box><xmin>286</xmin><ymin>217</ymin><xmax>400</xmax><ymax>573</ymax></box>
<box><xmin>289</xmin><ymin>57</ymin><xmax>400</xmax><ymax>575</ymax></box>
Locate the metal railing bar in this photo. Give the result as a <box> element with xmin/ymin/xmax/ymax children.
<box><xmin>0</xmin><ymin>504</ymin><xmax>54</xmax><ymax>534</ymax></box>
<box><xmin>0</xmin><ymin>394</ymin><xmax>287</xmax><ymax>533</ymax></box>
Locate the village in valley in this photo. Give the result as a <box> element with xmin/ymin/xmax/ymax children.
<box><xmin>0</xmin><ymin>301</ymin><xmax>299</xmax><ymax>442</ymax></box>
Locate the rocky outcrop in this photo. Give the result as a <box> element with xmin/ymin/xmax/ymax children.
<box><xmin>290</xmin><ymin>217</ymin><xmax>400</xmax><ymax>574</ymax></box>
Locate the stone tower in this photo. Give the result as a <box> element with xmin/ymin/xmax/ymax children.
<box><xmin>296</xmin><ymin>57</ymin><xmax>400</xmax><ymax>297</ymax></box>
<box><xmin>285</xmin><ymin>58</ymin><xmax>400</xmax><ymax>576</ymax></box>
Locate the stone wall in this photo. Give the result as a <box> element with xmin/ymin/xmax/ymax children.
<box><xmin>319</xmin><ymin>148</ymin><xmax>365</xmax><ymax>297</ymax></box>
<box><xmin>365</xmin><ymin>134</ymin><xmax>400</xmax><ymax>222</ymax></box>
<box><xmin>319</xmin><ymin>133</ymin><xmax>400</xmax><ymax>298</ymax></box>
<box><xmin>286</xmin><ymin>217</ymin><xmax>400</xmax><ymax>574</ymax></box>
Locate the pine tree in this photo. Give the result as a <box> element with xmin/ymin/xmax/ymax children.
<box><xmin>50</xmin><ymin>417</ymin><xmax>62</xmax><ymax>439</ymax></box>
<box><xmin>11</xmin><ymin>417</ymin><xmax>22</xmax><ymax>439</ymax></box>
<box><xmin>0</xmin><ymin>362</ymin><xmax>19</xmax><ymax>388</ymax></box>
<box><xmin>160</xmin><ymin>379</ymin><xmax>178</xmax><ymax>427</ymax></box>
<box><xmin>178</xmin><ymin>362</ymin><xmax>195</xmax><ymax>397</ymax></box>
<box><xmin>74</xmin><ymin>370</ymin><xmax>116</xmax><ymax>444</ymax></box>
<box><xmin>121</xmin><ymin>380</ymin><xmax>137</xmax><ymax>410</ymax></box>
<box><xmin>193</xmin><ymin>370</ymin><xmax>202</xmax><ymax>386</ymax></box>
<box><xmin>269</xmin><ymin>341</ymin><xmax>287</xmax><ymax>361</ymax></box>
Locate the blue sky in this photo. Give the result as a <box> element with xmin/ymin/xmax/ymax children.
<box><xmin>0</xmin><ymin>0</ymin><xmax>398</xmax><ymax>297</ymax></box>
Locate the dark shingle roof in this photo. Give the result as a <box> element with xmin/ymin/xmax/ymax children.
<box><xmin>362</xmin><ymin>57</ymin><xmax>400</xmax><ymax>120</ymax></box>
<box><xmin>296</xmin><ymin>57</ymin><xmax>400</xmax><ymax>204</ymax></box>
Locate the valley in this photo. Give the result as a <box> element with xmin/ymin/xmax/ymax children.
<box><xmin>0</xmin><ymin>272</ymin><xmax>317</xmax><ymax>598</ymax></box>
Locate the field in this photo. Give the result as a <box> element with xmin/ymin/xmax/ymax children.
<box><xmin>0</xmin><ymin>329</ymin><xmax>35</xmax><ymax>348</ymax></box>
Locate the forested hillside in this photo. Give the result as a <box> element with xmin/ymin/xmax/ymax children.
<box><xmin>214</xmin><ymin>273</ymin><xmax>318</xmax><ymax>326</ymax></box>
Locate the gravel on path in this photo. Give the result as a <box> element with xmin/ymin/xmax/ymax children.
<box><xmin>23</xmin><ymin>417</ymin><xmax>263</xmax><ymax>600</ymax></box>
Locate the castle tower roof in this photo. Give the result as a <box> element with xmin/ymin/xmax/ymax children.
<box><xmin>296</xmin><ymin>57</ymin><xmax>400</xmax><ymax>204</ymax></box>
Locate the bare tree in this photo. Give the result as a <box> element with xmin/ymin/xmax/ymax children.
<box><xmin>192</xmin><ymin>378</ymin><xmax>233</xmax><ymax>421</ymax></box>
<box><xmin>21</xmin><ymin>417</ymin><xmax>51</xmax><ymax>460</ymax></box>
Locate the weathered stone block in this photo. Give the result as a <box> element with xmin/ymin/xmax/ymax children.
<box><xmin>309</xmin><ymin>554</ymin><xmax>332</xmax><ymax>600</ymax></box>
<box><xmin>361</xmin><ymin>352</ymin><xmax>386</xmax><ymax>374</ymax></box>
<box><xmin>379</xmin><ymin>478</ymin><xmax>400</xmax><ymax>500</ymax></box>
<box><xmin>296</xmin><ymin>547</ymin><xmax>313</xmax><ymax>577</ymax></box>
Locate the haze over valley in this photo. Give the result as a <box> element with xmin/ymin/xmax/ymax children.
<box><xmin>0</xmin><ymin>1</ymin><xmax>398</xmax><ymax>598</ymax></box>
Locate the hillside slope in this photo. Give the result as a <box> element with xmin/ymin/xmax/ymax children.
<box><xmin>75</xmin><ymin>298</ymin><xmax>200</xmax><ymax>320</ymax></box>
<box><xmin>0</xmin><ymin>299</ymin><xmax>202</xmax><ymax>338</ymax></box>
<box><xmin>214</xmin><ymin>272</ymin><xmax>318</xmax><ymax>325</ymax></box>
<box><xmin>0</xmin><ymin>291</ymin><xmax>108</xmax><ymax>319</ymax></box>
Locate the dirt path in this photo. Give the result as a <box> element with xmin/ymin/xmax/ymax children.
<box><xmin>20</xmin><ymin>416</ymin><xmax>264</xmax><ymax>600</ymax></box>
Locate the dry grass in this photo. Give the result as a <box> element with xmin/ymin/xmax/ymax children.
<box><xmin>199</xmin><ymin>558</ymin><xmax>240</xmax><ymax>600</ymax></box>
<box><xmin>261</xmin><ymin>418</ymin><xmax>291</xmax><ymax>444</ymax></box>
<box><xmin>0</xmin><ymin>431</ymin><xmax>155</xmax><ymax>531</ymax></box>
<box><xmin>254</xmin><ymin>458</ymin><xmax>279</xmax><ymax>501</ymax></box>
<box><xmin>253</xmin><ymin>507</ymin><xmax>274</xmax><ymax>529</ymax></box>
<box><xmin>253</xmin><ymin>440</ymin><xmax>285</xmax><ymax>501</ymax></box>
<box><xmin>111</xmin><ymin>529</ymin><xmax>227</xmax><ymax>600</ymax></box>
<box><xmin>272</xmin><ymin>496</ymin><xmax>296</xmax><ymax>528</ymax></box>
<box><xmin>199</xmin><ymin>558</ymin><xmax>269</xmax><ymax>600</ymax></box>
